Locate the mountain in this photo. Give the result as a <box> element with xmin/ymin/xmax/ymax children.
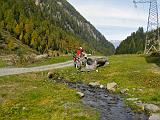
<box><xmin>116</xmin><ymin>27</ymin><xmax>145</xmax><ymax>54</ymax></box>
<box><xmin>0</xmin><ymin>0</ymin><xmax>115</xmax><ymax>55</ymax></box>
<box><xmin>110</xmin><ymin>40</ymin><xmax>121</xmax><ymax>48</ymax></box>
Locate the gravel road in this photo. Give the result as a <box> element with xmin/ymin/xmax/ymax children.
<box><xmin>0</xmin><ymin>61</ymin><xmax>73</xmax><ymax>77</ymax></box>
<box><xmin>0</xmin><ymin>56</ymin><xmax>106</xmax><ymax>77</ymax></box>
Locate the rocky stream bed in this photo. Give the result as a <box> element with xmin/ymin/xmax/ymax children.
<box><xmin>53</xmin><ymin>77</ymin><xmax>149</xmax><ymax>120</ymax></box>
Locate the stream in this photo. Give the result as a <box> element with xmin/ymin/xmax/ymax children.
<box><xmin>66</xmin><ymin>82</ymin><xmax>149</xmax><ymax>120</ymax></box>
<box><xmin>52</xmin><ymin>74</ymin><xmax>148</xmax><ymax>120</ymax></box>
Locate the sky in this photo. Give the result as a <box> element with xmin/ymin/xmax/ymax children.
<box><xmin>68</xmin><ymin>0</ymin><xmax>150</xmax><ymax>47</ymax></box>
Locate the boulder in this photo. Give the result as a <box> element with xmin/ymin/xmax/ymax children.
<box><xmin>80</xmin><ymin>57</ymin><xmax>109</xmax><ymax>72</ymax></box>
<box><xmin>87</xmin><ymin>58</ymin><xmax>94</xmax><ymax>65</ymax></box>
<box><xmin>107</xmin><ymin>82</ymin><xmax>118</xmax><ymax>92</ymax></box>
<box><xmin>89</xmin><ymin>82</ymin><xmax>100</xmax><ymax>87</ymax></box>
<box><xmin>96</xmin><ymin>58</ymin><xmax>108</xmax><ymax>67</ymax></box>
<box><xmin>144</xmin><ymin>104</ymin><xmax>160</xmax><ymax>113</ymax></box>
<box><xmin>135</xmin><ymin>102</ymin><xmax>160</xmax><ymax>112</ymax></box>
<box><xmin>76</xmin><ymin>92</ymin><xmax>84</xmax><ymax>98</ymax></box>
<box><xmin>149</xmin><ymin>113</ymin><xmax>160</xmax><ymax>120</ymax></box>
<box><xmin>85</xmin><ymin>61</ymin><xmax>97</xmax><ymax>71</ymax></box>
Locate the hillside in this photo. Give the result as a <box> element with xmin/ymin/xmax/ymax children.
<box><xmin>116</xmin><ymin>27</ymin><xmax>145</xmax><ymax>54</ymax></box>
<box><xmin>0</xmin><ymin>29</ymin><xmax>38</xmax><ymax>55</ymax></box>
<box><xmin>0</xmin><ymin>0</ymin><xmax>115</xmax><ymax>55</ymax></box>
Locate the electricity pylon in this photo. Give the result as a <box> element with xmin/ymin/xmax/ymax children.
<box><xmin>133</xmin><ymin>0</ymin><xmax>160</xmax><ymax>54</ymax></box>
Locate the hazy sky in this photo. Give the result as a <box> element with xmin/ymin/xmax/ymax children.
<box><xmin>68</xmin><ymin>0</ymin><xmax>150</xmax><ymax>42</ymax></box>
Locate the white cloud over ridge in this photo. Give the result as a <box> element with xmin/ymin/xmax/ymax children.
<box><xmin>68</xmin><ymin>0</ymin><xmax>149</xmax><ymax>41</ymax></box>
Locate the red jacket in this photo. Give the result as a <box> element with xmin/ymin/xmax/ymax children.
<box><xmin>76</xmin><ymin>49</ymin><xmax>82</xmax><ymax>57</ymax></box>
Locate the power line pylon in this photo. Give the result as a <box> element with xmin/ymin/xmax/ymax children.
<box><xmin>133</xmin><ymin>0</ymin><xmax>160</xmax><ymax>54</ymax></box>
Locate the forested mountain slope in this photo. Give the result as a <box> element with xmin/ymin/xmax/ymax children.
<box><xmin>0</xmin><ymin>0</ymin><xmax>115</xmax><ymax>55</ymax></box>
<box><xmin>116</xmin><ymin>27</ymin><xmax>145</xmax><ymax>54</ymax></box>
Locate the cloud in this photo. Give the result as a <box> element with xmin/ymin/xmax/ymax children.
<box><xmin>96</xmin><ymin>25</ymin><xmax>142</xmax><ymax>40</ymax></box>
<box><xmin>88</xmin><ymin>17</ymin><xmax>146</xmax><ymax>28</ymax></box>
<box><xmin>77</xmin><ymin>4</ymin><xmax>147</xmax><ymax>20</ymax></box>
<box><xmin>68</xmin><ymin>0</ymin><xmax>149</xmax><ymax>41</ymax></box>
<box><xmin>74</xmin><ymin>3</ymin><xmax>148</xmax><ymax>27</ymax></box>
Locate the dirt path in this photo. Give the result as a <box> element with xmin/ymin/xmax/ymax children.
<box><xmin>0</xmin><ymin>61</ymin><xmax>73</xmax><ymax>77</ymax></box>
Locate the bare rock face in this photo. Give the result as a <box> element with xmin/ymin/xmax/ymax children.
<box><xmin>107</xmin><ymin>82</ymin><xmax>118</xmax><ymax>92</ymax></box>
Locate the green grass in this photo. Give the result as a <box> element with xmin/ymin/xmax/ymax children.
<box><xmin>0</xmin><ymin>73</ymin><xmax>98</xmax><ymax>120</ymax></box>
<box><xmin>26</xmin><ymin>56</ymin><xmax>72</xmax><ymax>67</ymax></box>
<box><xmin>56</xmin><ymin>55</ymin><xmax>160</xmax><ymax>110</ymax></box>
<box><xmin>0</xmin><ymin>60</ymin><xmax>7</xmax><ymax>68</ymax></box>
<box><xmin>1</xmin><ymin>54</ymin><xmax>160</xmax><ymax>119</ymax></box>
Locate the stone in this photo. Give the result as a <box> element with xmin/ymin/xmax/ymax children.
<box><xmin>144</xmin><ymin>104</ymin><xmax>160</xmax><ymax>113</ymax></box>
<box><xmin>7</xmin><ymin>62</ymin><xmax>13</xmax><ymax>66</ymax></box>
<box><xmin>47</xmin><ymin>72</ymin><xmax>60</xmax><ymax>80</ymax></box>
<box><xmin>22</xmin><ymin>107</ymin><xmax>26</xmax><ymax>110</ymax></box>
<box><xmin>35</xmin><ymin>0</ymin><xmax>42</xmax><ymax>6</ymax></box>
<box><xmin>89</xmin><ymin>82</ymin><xmax>100</xmax><ymax>87</ymax></box>
<box><xmin>132</xmin><ymin>88</ymin><xmax>136</xmax><ymax>91</ymax></box>
<box><xmin>33</xmin><ymin>86</ymin><xmax>37</xmax><ymax>89</ymax></box>
<box><xmin>135</xmin><ymin>102</ymin><xmax>145</xmax><ymax>110</ymax></box>
<box><xmin>47</xmin><ymin>72</ymin><xmax>54</xmax><ymax>79</ymax></box>
<box><xmin>127</xmin><ymin>98</ymin><xmax>139</xmax><ymax>101</ymax></box>
<box><xmin>107</xmin><ymin>82</ymin><xmax>118</xmax><ymax>92</ymax></box>
<box><xmin>138</xmin><ymin>89</ymin><xmax>143</xmax><ymax>92</ymax></box>
<box><xmin>76</xmin><ymin>92</ymin><xmax>84</xmax><ymax>98</ymax></box>
<box><xmin>134</xmin><ymin>100</ymin><xmax>143</xmax><ymax>105</ymax></box>
<box><xmin>149</xmin><ymin>113</ymin><xmax>160</xmax><ymax>120</ymax></box>
<box><xmin>120</xmin><ymin>88</ymin><xmax>129</xmax><ymax>94</ymax></box>
<box><xmin>35</xmin><ymin>54</ymin><xmax>48</xmax><ymax>60</ymax></box>
<box><xmin>106</xmin><ymin>62</ymin><xmax>109</xmax><ymax>65</ymax></box>
<box><xmin>100</xmin><ymin>85</ymin><xmax>105</xmax><ymax>89</ymax></box>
